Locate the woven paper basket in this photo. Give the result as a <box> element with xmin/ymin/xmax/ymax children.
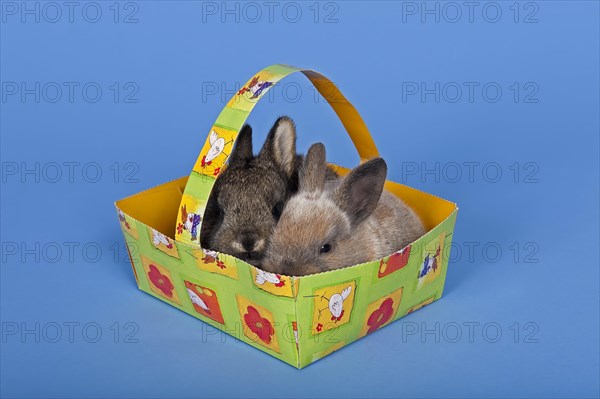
<box><xmin>115</xmin><ymin>64</ymin><xmax>458</xmax><ymax>368</ymax></box>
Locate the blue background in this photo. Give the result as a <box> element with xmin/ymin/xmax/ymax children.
<box><xmin>1</xmin><ymin>1</ymin><xmax>598</xmax><ymax>398</ymax></box>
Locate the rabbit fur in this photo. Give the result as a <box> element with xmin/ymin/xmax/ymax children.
<box><xmin>261</xmin><ymin>143</ymin><xmax>426</xmax><ymax>276</ymax></box>
<box><xmin>200</xmin><ymin>117</ymin><xmax>337</xmax><ymax>266</ymax></box>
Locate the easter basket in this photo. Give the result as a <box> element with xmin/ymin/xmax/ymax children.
<box><xmin>115</xmin><ymin>64</ymin><xmax>458</xmax><ymax>368</ymax></box>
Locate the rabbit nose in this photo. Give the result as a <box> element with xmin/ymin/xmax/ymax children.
<box><xmin>240</xmin><ymin>232</ymin><xmax>259</xmax><ymax>251</ymax></box>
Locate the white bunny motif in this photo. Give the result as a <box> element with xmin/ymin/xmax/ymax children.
<box><xmin>186</xmin><ymin>288</ymin><xmax>209</xmax><ymax>312</ymax></box>
<box><xmin>255</xmin><ymin>269</ymin><xmax>282</xmax><ymax>286</ymax></box>
<box><xmin>205</xmin><ymin>130</ymin><xmax>225</xmax><ymax>163</ymax></box>
<box><xmin>328</xmin><ymin>286</ymin><xmax>352</xmax><ymax>319</ymax></box>
<box><xmin>202</xmin><ymin>248</ymin><xmax>218</xmax><ymax>259</ymax></box>
<box><xmin>152</xmin><ymin>229</ymin><xmax>172</xmax><ymax>248</ymax></box>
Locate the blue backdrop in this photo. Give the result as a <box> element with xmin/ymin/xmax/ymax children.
<box><xmin>1</xmin><ymin>1</ymin><xmax>598</xmax><ymax>398</ymax></box>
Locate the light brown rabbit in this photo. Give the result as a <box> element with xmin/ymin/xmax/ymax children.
<box><xmin>261</xmin><ymin>143</ymin><xmax>426</xmax><ymax>276</ymax></box>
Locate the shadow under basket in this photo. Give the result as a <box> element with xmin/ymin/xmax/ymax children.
<box><xmin>115</xmin><ymin>171</ymin><xmax>458</xmax><ymax>368</ymax></box>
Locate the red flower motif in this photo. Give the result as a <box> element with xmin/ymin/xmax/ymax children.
<box><xmin>243</xmin><ymin>306</ymin><xmax>274</xmax><ymax>344</ymax></box>
<box><xmin>147</xmin><ymin>264</ymin><xmax>174</xmax><ymax>297</ymax></box>
<box><xmin>176</xmin><ymin>223</ymin><xmax>184</xmax><ymax>235</ymax></box>
<box><xmin>216</xmin><ymin>260</ymin><xmax>226</xmax><ymax>269</ymax></box>
<box><xmin>367</xmin><ymin>298</ymin><xmax>395</xmax><ymax>334</ymax></box>
<box><xmin>316</xmin><ymin>323</ymin><xmax>323</xmax><ymax>332</ymax></box>
<box><xmin>331</xmin><ymin>310</ymin><xmax>345</xmax><ymax>322</ymax></box>
<box><xmin>213</xmin><ymin>167</ymin><xmax>221</xmax><ymax>176</ymax></box>
<box><xmin>201</xmin><ymin>155</ymin><xmax>211</xmax><ymax>168</ymax></box>
<box><xmin>274</xmin><ymin>275</ymin><xmax>285</xmax><ymax>287</ymax></box>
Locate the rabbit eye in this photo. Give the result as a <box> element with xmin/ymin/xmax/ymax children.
<box><xmin>320</xmin><ymin>243</ymin><xmax>332</xmax><ymax>254</ymax></box>
<box><xmin>272</xmin><ymin>201</ymin><xmax>284</xmax><ymax>220</ymax></box>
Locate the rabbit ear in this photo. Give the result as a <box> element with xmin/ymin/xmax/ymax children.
<box><xmin>335</xmin><ymin>158</ymin><xmax>387</xmax><ymax>226</ymax></box>
<box><xmin>259</xmin><ymin>116</ymin><xmax>297</xmax><ymax>177</ymax></box>
<box><xmin>229</xmin><ymin>125</ymin><xmax>253</xmax><ymax>166</ymax></box>
<box><xmin>300</xmin><ymin>143</ymin><xmax>327</xmax><ymax>192</ymax></box>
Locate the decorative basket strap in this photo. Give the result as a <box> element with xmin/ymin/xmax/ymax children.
<box><xmin>175</xmin><ymin>64</ymin><xmax>379</xmax><ymax>246</ymax></box>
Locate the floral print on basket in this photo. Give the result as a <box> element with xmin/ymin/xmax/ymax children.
<box><xmin>360</xmin><ymin>288</ymin><xmax>403</xmax><ymax>336</ymax></box>
<box><xmin>141</xmin><ymin>256</ymin><xmax>182</xmax><ymax>305</ymax></box>
<box><xmin>236</xmin><ymin>295</ymin><xmax>280</xmax><ymax>353</ymax></box>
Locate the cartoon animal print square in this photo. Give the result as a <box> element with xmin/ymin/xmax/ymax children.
<box><xmin>236</xmin><ymin>295</ymin><xmax>280</xmax><ymax>353</ymax></box>
<box><xmin>184</xmin><ymin>280</ymin><xmax>224</xmax><ymax>325</ymax></box>
<box><xmin>147</xmin><ymin>227</ymin><xmax>180</xmax><ymax>259</ymax></box>
<box><xmin>175</xmin><ymin>196</ymin><xmax>205</xmax><ymax>244</ymax></box>
<box><xmin>378</xmin><ymin>245</ymin><xmax>412</xmax><ymax>278</ymax></box>
<box><xmin>416</xmin><ymin>232</ymin><xmax>446</xmax><ymax>290</ymax></box>
<box><xmin>405</xmin><ymin>296</ymin><xmax>436</xmax><ymax>316</ymax></box>
<box><xmin>140</xmin><ymin>256</ymin><xmax>181</xmax><ymax>305</ymax></box>
<box><xmin>228</xmin><ymin>72</ymin><xmax>277</xmax><ymax>111</ymax></box>
<box><xmin>117</xmin><ymin>209</ymin><xmax>139</xmax><ymax>239</ymax></box>
<box><xmin>360</xmin><ymin>288</ymin><xmax>403</xmax><ymax>336</ymax></box>
<box><xmin>251</xmin><ymin>268</ymin><xmax>294</xmax><ymax>297</ymax></box>
<box><xmin>309</xmin><ymin>281</ymin><xmax>357</xmax><ymax>335</ymax></box>
<box><xmin>192</xmin><ymin>126</ymin><xmax>236</xmax><ymax>178</ymax></box>
<box><xmin>190</xmin><ymin>248</ymin><xmax>239</xmax><ymax>279</ymax></box>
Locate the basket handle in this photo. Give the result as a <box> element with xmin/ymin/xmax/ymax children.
<box><xmin>175</xmin><ymin>64</ymin><xmax>379</xmax><ymax>245</ymax></box>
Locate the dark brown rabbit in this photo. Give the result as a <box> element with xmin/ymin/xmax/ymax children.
<box><xmin>200</xmin><ymin>116</ymin><xmax>303</xmax><ymax>265</ymax></box>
